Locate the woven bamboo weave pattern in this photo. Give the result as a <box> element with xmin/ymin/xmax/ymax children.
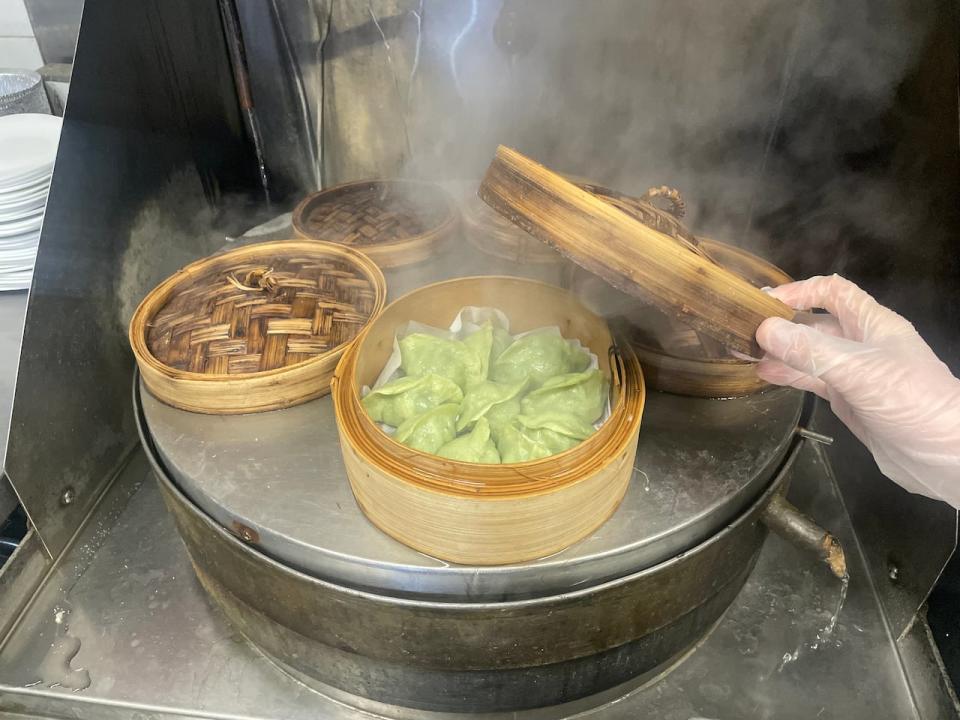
<box><xmin>147</xmin><ymin>256</ymin><xmax>377</xmax><ymax>375</ymax></box>
<box><xmin>297</xmin><ymin>182</ymin><xmax>446</xmax><ymax>246</ymax></box>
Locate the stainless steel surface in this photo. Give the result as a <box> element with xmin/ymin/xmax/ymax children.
<box><xmin>23</xmin><ymin>0</ymin><xmax>84</xmax><ymax>66</ymax></box>
<box><xmin>0</xmin><ymin>439</ymin><xmax>952</xmax><ymax>718</ymax></box>
<box><xmin>815</xmin><ymin>405</ymin><xmax>958</xmax><ymax>641</ymax></box>
<box><xmin>0</xmin><ymin>291</ymin><xmax>27</xmax><ymax>523</ymax></box>
<box><xmin>0</xmin><ymin>70</ymin><xmax>49</xmax><ymax>115</ymax></box>
<box><xmin>3</xmin><ymin>0</ymin><xmax>267</xmax><ymax>559</ymax></box>
<box><xmin>142</xmin><ymin>377</ymin><xmax>803</xmax><ymax>601</ymax></box>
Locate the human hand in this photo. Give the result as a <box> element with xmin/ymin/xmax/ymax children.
<box><xmin>755</xmin><ymin>274</ymin><xmax>960</xmax><ymax>507</ymax></box>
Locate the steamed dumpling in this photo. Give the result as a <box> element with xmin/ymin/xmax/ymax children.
<box><xmin>491</xmin><ymin>330</ymin><xmax>590</xmax><ymax>387</ymax></box>
<box><xmin>456</xmin><ymin>378</ymin><xmax>527</xmax><ymax>432</ymax></box>
<box><xmin>517</xmin><ymin>411</ymin><xmax>597</xmax><ymax>442</ymax></box>
<box><xmin>491</xmin><ymin>326</ymin><xmax>513</xmax><ymax>363</ymax></box>
<box><xmin>462</xmin><ymin>322</ymin><xmax>494</xmax><ymax>381</ymax></box>
<box><xmin>520</xmin><ymin>369</ymin><xmax>607</xmax><ymax>425</ymax></box>
<box><xmin>494</xmin><ymin>421</ymin><xmax>554</xmax><ymax>463</ymax></box>
<box><xmin>436</xmin><ymin>417</ymin><xmax>501</xmax><ymax>464</ymax></box>
<box><xmin>399</xmin><ymin>333</ymin><xmax>483</xmax><ymax>389</ymax></box>
<box><xmin>362</xmin><ymin>374</ymin><xmax>464</xmax><ymax>427</ymax></box>
<box><xmin>394</xmin><ymin>403</ymin><xmax>459</xmax><ymax>453</ymax></box>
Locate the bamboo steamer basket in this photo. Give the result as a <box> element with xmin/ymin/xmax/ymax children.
<box><xmin>291</xmin><ymin>179</ymin><xmax>460</xmax><ymax>269</ymax></box>
<box><xmin>331</xmin><ymin>276</ymin><xmax>646</xmax><ymax>565</ymax></box>
<box><xmin>130</xmin><ymin>240</ymin><xmax>386</xmax><ymax>414</ymax></box>
<box><xmin>459</xmin><ymin>189</ymin><xmax>564</xmax><ymax>265</ymax></box>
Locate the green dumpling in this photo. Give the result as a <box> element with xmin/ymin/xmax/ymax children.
<box><xmin>394</xmin><ymin>403</ymin><xmax>459</xmax><ymax>454</ymax></box>
<box><xmin>456</xmin><ymin>378</ymin><xmax>527</xmax><ymax>432</ymax></box>
<box><xmin>399</xmin><ymin>333</ymin><xmax>483</xmax><ymax>389</ymax></box>
<box><xmin>362</xmin><ymin>374</ymin><xmax>464</xmax><ymax>427</ymax></box>
<box><xmin>491</xmin><ymin>326</ymin><xmax>513</xmax><ymax>363</ymax></box>
<box><xmin>462</xmin><ymin>322</ymin><xmax>494</xmax><ymax>381</ymax></box>
<box><xmin>516</xmin><ymin>412</ymin><xmax>597</xmax><ymax>459</ymax></box>
<box><xmin>495</xmin><ymin>421</ymin><xmax>554</xmax><ymax>463</ymax></box>
<box><xmin>436</xmin><ymin>417</ymin><xmax>501</xmax><ymax>464</ymax></box>
<box><xmin>520</xmin><ymin>369</ymin><xmax>607</xmax><ymax>425</ymax></box>
<box><xmin>491</xmin><ymin>330</ymin><xmax>591</xmax><ymax>387</ymax></box>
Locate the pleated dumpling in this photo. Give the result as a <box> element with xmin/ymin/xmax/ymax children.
<box><xmin>491</xmin><ymin>330</ymin><xmax>590</xmax><ymax>387</ymax></box>
<box><xmin>516</xmin><ymin>412</ymin><xmax>596</xmax><ymax>451</ymax></box>
<box><xmin>520</xmin><ymin>369</ymin><xmax>606</xmax><ymax>425</ymax></box>
<box><xmin>393</xmin><ymin>403</ymin><xmax>459</xmax><ymax>454</ymax></box>
<box><xmin>494</xmin><ymin>421</ymin><xmax>553</xmax><ymax>464</ymax></box>
<box><xmin>436</xmin><ymin>417</ymin><xmax>501</xmax><ymax>464</ymax></box>
<box><xmin>462</xmin><ymin>322</ymin><xmax>494</xmax><ymax>381</ymax></box>
<box><xmin>399</xmin><ymin>333</ymin><xmax>484</xmax><ymax>390</ymax></box>
<box><xmin>491</xmin><ymin>325</ymin><xmax>513</xmax><ymax>363</ymax></box>
<box><xmin>456</xmin><ymin>378</ymin><xmax>527</xmax><ymax>432</ymax></box>
<box><xmin>362</xmin><ymin>374</ymin><xmax>464</xmax><ymax>427</ymax></box>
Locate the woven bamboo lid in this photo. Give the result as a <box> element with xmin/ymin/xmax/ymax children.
<box><xmin>129</xmin><ymin>240</ymin><xmax>386</xmax><ymax>414</ymax></box>
<box><xmin>292</xmin><ymin>179</ymin><xmax>460</xmax><ymax>269</ymax></box>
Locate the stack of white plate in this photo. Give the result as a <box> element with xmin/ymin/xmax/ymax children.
<box><xmin>0</xmin><ymin>113</ymin><xmax>62</xmax><ymax>291</ymax></box>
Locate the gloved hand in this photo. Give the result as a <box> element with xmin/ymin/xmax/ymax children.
<box><xmin>755</xmin><ymin>274</ymin><xmax>960</xmax><ymax>507</ymax></box>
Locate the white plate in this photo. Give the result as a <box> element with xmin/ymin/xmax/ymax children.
<box><xmin>0</xmin><ymin>212</ymin><xmax>42</xmax><ymax>237</ymax></box>
<box><xmin>0</xmin><ymin>196</ymin><xmax>44</xmax><ymax>220</ymax></box>
<box><xmin>0</xmin><ymin>193</ymin><xmax>45</xmax><ymax>218</ymax></box>
<box><xmin>0</xmin><ymin>230</ymin><xmax>39</xmax><ymax>248</ymax></box>
<box><xmin>0</xmin><ymin>164</ymin><xmax>52</xmax><ymax>192</ymax></box>
<box><xmin>0</xmin><ymin>114</ymin><xmax>61</xmax><ymax>188</ymax></box>
<box><xmin>0</xmin><ymin>275</ymin><xmax>32</xmax><ymax>292</ymax></box>
<box><xmin>0</xmin><ymin>175</ymin><xmax>50</xmax><ymax>202</ymax></box>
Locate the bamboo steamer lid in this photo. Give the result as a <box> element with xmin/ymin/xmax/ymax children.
<box><xmin>291</xmin><ymin>179</ymin><xmax>460</xmax><ymax>269</ymax></box>
<box><xmin>570</xmin><ymin>236</ymin><xmax>793</xmax><ymax>397</ymax></box>
<box><xmin>129</xmin><ymin>240</ymin><xmax>386</xmax><ymax>414</ymax></box>
<box><xmin>479</xmin><ymin>146</ymin><xmax>794</xmax><ymax>356</ymax></box>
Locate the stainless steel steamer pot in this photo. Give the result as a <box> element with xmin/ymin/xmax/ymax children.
<box><xmin>135</xmin><ymin>379</ymin><xmax>838</xmax><ymax>713</ymax></box>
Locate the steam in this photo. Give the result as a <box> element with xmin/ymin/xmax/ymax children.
<box><xmin>310</xmin><ymin>0</ymin><xmax>936</xmax><ymax>282</ymax></box>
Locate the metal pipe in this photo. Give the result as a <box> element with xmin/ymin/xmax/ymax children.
<box><xmin>761</xmin><ymin>494</ymin><xmax>847</xmax><ymax>579</ymax></box>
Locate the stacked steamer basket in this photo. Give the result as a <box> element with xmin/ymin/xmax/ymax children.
<box><xmin>291</xmin><ymin>179</ymin><xmax>459</xmax><ymax>269</ymax></box>
<box><xmin>130</xmin><ymin>240</ymin><xmax>386</xmax><ymax>414</ymax></box>
<box><xmin>0</xmin><ymin>113</ymin><xmax>61</xmax><ymax>291</ymax></box>
<box><xmin>459</xmin><ymin>187</ymin><xmax>564</xmax><ymax>265</ymax></box>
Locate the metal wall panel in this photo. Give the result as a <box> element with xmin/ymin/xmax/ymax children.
<box><xmin>4</xmin><ymin>0</ymin><xmax>263</xmax><ymax>557</ymax></box>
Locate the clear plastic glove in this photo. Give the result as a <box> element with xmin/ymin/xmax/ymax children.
<box><xmin>755</xmin><ymin>274</ymin><xmax>960</xmax><ymax>507</ymax></box>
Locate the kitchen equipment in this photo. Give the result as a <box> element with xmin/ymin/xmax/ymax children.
<box><xmin>331</xmin><ymin>276</ymin><xmax>645</xmax><ymax>565</ymax></box>
<box><xmin>292</xmin><ymin>179</ymin><xmax>459</xmax><ymax>269</ymax></box>
<box><xmin>139</xmin><ymin>376</ymin><xmax>817</xmax><ymax>713</ymax></box>
<box><xmin>479</xmin><ymin>145</ymin><xmax>795</xmax><ymax>356</ymax></box>
<box><xmin>129</xmin><ymin>239</ymin><xmax>386</xmax><ymax>414</ymax></box>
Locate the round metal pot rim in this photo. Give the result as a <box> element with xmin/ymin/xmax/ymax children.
<box><xmin>135</xmin><ymin>373</ymin><xmax>806</xmax><ymax>612</ymax></box>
